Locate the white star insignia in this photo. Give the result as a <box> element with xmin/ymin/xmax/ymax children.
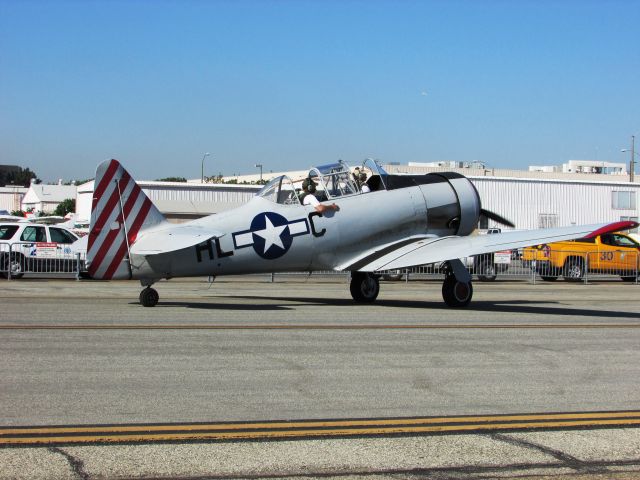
<box><xmin>253</xmin><ymin>217</ymin><xmax>287</xmax><ymax>253</ymax></box>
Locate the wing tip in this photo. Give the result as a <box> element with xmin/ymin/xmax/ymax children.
<box><xmin>585</xmin><ymin>221</ymin><xmax>639</xmax><ymax>239</ymax></box>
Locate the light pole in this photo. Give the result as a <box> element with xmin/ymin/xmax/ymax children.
<box><xmin>201</xmin><ymin>152</ymin><xmax>210</xmax><ymax>183</ymax></box>
<box><xmin>254</xmin><ymin>163</ymin><xmax>263</xmax><ymax>183</ymax></box>
<box><xmin>621</xmin><ymin>135</ymin><xmax>636</xmax><ymax>182</ymax></box>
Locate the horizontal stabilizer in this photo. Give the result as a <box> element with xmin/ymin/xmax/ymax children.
<box><xmin>131</xmin><ymin>224</ymin><xmax>224</xmax><ymax>255</ymax></box>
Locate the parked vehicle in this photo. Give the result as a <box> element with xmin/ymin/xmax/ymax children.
<box><xmin>0</xmin><ymin>222</ymin><xmax>86</xmax><ymax>279</ymax></box>
<box><xmin>522</xmin><ymin>232</ymin><xmax>640</xmax><ymax>282</ymax></box>
<box><xmin>462</xmin><ymin>250</ymin><xmax>511</xmax><ymax>282</ymax></box>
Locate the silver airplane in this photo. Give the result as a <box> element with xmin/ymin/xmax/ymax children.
<box><xmin>86</xmin><ymin>158</ymin><xmax>637</xmax><ymax>307</ymax></box>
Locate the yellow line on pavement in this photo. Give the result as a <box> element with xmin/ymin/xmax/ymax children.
<box><xmin>2</xmin><ymin>412</ymin><xmax>640</xmax><ymax>446</ymax></box>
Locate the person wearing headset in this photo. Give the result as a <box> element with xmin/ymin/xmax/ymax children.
<box><xmin>301</xmin><ymin>178</ymin><xmax>340</xmax><ymax>213</ymax></box>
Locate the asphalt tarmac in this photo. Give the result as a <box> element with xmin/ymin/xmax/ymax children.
<box><xmin>0</xmin><ymin>275</ymin><xmax>639</xmax><ymax>479</ymax></box>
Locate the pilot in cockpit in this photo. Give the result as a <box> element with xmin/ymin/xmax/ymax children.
<box><xmin>301</xmin><ymin>178</ymin><xmax>340</xmax><ymax>214</ymax></box>
<box><xmin>358</xmin><ymin>172</ymin><xmax>371</xmax><ymax>193</ymax></box>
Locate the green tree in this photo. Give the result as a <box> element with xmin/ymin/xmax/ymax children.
<box><xmin>0</xmin><ymin>166</ymin><xmax>39</xmax><ymax>187</ymax></box>
<box><xmin>53</xmin><ymin>198</ymin><xmax>75</xmax><ymax>217</ymax></box>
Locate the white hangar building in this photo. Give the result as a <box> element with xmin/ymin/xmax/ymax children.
<box><xmin>0</xmin><ymin>185</ymin><xmax>27</xmax><ymax>214</ymax></box>
<box><xmin>21</xmin><ymin>184</ymin><xmax>77</xmax><ymax>214</ymax></box>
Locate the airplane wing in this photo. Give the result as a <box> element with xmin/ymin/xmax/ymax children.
<box><xmin>339</xmin><ymin>221</ymin><xmax>638</xmax><ymax>272</ymax></box>
<box><xmin>131</xmin><ymin>224</ymin><xmax>224</xmax><ymax>255</ymax></box>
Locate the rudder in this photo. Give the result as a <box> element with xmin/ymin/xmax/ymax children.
<box><xmin>87</xmin><ymin>159</ymin><xmax>166</xmax><ymax>279</ymax></box>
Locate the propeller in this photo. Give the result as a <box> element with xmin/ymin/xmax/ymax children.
<box><xmin>480</xmin><ymin>209</ymin><xmax>515</xmax><ymax>228</ymax></box>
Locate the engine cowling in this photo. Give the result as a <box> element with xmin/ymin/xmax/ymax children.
<box><xmin>418</xmin><ymin>172</ymin><xmax>481</xmax><ymax>237</ymax></box>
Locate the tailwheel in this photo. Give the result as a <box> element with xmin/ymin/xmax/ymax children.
<box><xmin>350</xmin><ymin>272</ymin><xmax>380</xmax><ymax>303</ymax></box>
<box><xmin>139</xmin><ymin>287</ymin><xmax>159</xmax><ymax>307</ymax></box>
<box><xmin>442</xmin><ymin>274</ymin><xmax>473</xmax><ymax>308</ymax></box>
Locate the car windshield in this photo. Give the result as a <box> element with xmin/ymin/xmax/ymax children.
<box><xmin>256</xmin><ymin>175</ymin><xmax>301</xmax><ymax>205</ymax></box>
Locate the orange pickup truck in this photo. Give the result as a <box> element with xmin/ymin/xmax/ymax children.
<box><xmin>522</xmin><ymin>232</ymin><xmax>640</xmax><ymax>282</ymax></box>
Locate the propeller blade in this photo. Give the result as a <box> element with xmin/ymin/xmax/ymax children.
<box><xmin>481</xmin><ymin>209</ymin><xmax>515</xmax><ymax>228</ymax></box>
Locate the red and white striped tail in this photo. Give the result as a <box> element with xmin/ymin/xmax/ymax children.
<box><xmin>87</xmin><ymin>159</ymin><xmax>166</xmax><ymax>280</ymax></box>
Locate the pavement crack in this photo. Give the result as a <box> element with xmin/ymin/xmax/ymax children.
<box><xmin>487</xmin><ymin>432</ymin><xmax>609</xmax><ymax>474</ymax></box>
<box><xmin>48</xmin><ymin>447</ymin><xmax>90</xmax><ymax>480</ymax></box>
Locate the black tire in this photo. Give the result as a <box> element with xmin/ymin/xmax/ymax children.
<box><xmin>541</xmin><ymin>276</ymin><xmax>558</xmax><ymax>282</ymax></box>
<box><xmin>621</xmin><ymin>275</ymin><xmax>638</xmax><ymax>282</ymax></box>
<box><xmin>139</xmin><ymin>287</ymin><xmax>159</xmax><ymax>307</ymax></box>
<box><xmin>2</xmin><ymin>254</ymin><xmax>24</xmax><ymax>279</ymax></box>
<box><xmin>563</xmin><ymin>259</ymin><xmax>585</xmax><ymax>281</ymax></box>
<box><xmin>477</xmin><ymin>261</ymin><xmax>497</xmax><ymax>282</ymax></box>
<box><xmin>350</xmin><ymin>272</ymin><xmax>380</xmax><ymax>303</ymax></box>
<box><xmin>442</xmin><ymin>275</ymin><xmax>473</xmax><ymax>308</ymax></box>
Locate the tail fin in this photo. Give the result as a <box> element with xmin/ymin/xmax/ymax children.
<box><xmin>87</xmin><ymin>159</ymin><xmax>166</xmax><ymax>279</ymax></box>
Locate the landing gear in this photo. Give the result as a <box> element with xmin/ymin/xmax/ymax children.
<box><xmin>139</xmin><ymin>286</ymin><xmax>159</xmax><ymax>307</ymax></box>
<box><xmin>442</xmin><ymin>275</ymin><xmax>473</xmax><ymax>308</ymax></box>
<box><xmin>350</xmin><ymin>272</ymin><xmax>380</xmax><ymax>303</ymax></box>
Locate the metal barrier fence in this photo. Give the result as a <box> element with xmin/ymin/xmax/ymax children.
<box><xmin>0</xmin><ymin>241</ymin><xmax>86</xmax><ymax>280</ymax></box>
<box><xmin>384</xmin><ymin>250</ymin><xmax>638</xmax><ymax>284</ymax></box>
<box><xmin>521</xmin><ymin>248</ymin><xmax>639</xmax><ymax>284</ymax></box>
<box><xmin>1</xmin><ymin>243</ymin><xmax>637</xmax><ymax>284</ymax></box>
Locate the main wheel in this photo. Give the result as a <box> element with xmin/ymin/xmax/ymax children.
<box><xmin>1</xmin><ymin>254</ymin><xmax>24</xmax><ymax>279</ymax></box>
<box><xmin>350</xmin><ymin>272</ymin><xmax>380</xmax><ymax>303</ymax></box>
<box><xmin>477</xmin><ymin>261</ymin><xmax>496</xmax><ymax>282</ymax></box>
<box><xmin>139</xmin><ymin>287</ymin><xmax>159</xmax><ymax>307</ymax></box>
<box><xmin>442</xmin><ymin>275</ymin><xmax>473</xmax><ymax>308</ymax></box>
<box><xmin>563</xmin><ymin>259</ymin><xmax>584</xmax><ymax>281</ymax></box>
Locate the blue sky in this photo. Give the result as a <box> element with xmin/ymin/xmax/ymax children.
<box><xmin>1</xmin><ymin>0</ymin><xmax>639</xmax><ymax>182</ymax></box>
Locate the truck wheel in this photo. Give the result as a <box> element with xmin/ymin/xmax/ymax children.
<box><xmin>2</xmin><ymin>254</ymin><xmax>24</xmax><ymax>279</ymax></box>
<box><xmin>477</xmin><ymin>261</ymin><xmax>496</xmax><ymax>282</ymax></box>
<box><xmin>563</xmin><ymin>259</ymin><xmax>584</xmax><ymax>281</ymax></box>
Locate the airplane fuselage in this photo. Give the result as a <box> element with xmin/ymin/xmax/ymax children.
<box><xmin>128</xmin><ymin>173</ymin><xmax>481</xmax><ymax>281</ymax></box>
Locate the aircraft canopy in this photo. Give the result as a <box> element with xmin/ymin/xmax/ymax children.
<box><xmin>256</xmin><ymin>175</ymin><xmax>301</xmax><ymax>205</ymax></box>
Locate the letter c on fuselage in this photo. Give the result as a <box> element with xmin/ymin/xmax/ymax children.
<box><xmin>308</xmin><ymin>212</ymin><xmax>326</xmax><ymax>237</ymax></box>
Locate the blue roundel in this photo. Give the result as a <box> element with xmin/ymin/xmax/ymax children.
<box><xmin>250</xmin><ymin>212</ymin><xmax>293</xmax><ymax>259</ymax></box>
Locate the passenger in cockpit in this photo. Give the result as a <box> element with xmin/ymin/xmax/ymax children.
<box><xmin>301</xmin><ymin>178</ymin><xmax>340</xmax><ymax>214</ymax></box>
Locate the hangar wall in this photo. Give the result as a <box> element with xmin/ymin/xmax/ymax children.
<box><xmin>469</xmin><ymin>176</ymin><xmax>639</xmax><ymax>231</ymax></box>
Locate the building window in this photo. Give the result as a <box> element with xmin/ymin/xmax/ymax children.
<box><xmin>538</xmin><ymin>214</ymin><xmax>558</xmax><ymax>229</ymax></box>
<box><xmin>612</xmin><ymin>191</ymin><xmax>637</xmax><ymax>210</ymax></box>
<box><xmin>620</xmin><ymin>216</ymin><xmax>639</xmax><ymax>233</ymax></box>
